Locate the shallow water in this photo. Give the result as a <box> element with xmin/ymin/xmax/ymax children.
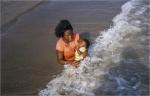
<box><xmin>39</xmin><ymin>0</ymin><xmax>149</xmax><ymax>96</ymax></box>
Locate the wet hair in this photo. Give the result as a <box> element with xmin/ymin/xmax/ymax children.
<box><xmin>55</xmin><ymin>20</ymin><xmax>73</xmax><ymax>38</ymax></box>
<box><xmin>82</xmin><ymin>38</ymin><xmax>90</xmax><ymax>49</ymax></box>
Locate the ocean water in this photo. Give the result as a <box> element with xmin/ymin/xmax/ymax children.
<box><xmin>39</xmin><ymin>0</ymin><xmax>149</xmax><ymax>96</ymax></box>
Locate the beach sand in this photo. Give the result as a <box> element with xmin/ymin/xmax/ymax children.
<box><xmin>1</xmin><ymin>1</ymin><xmax>43</xmax><ymax>26</ymax></box>
<box><xmin>1</xmin><ymin>0</ymin><xmax>128</xmax><ymax>95</ymax></box>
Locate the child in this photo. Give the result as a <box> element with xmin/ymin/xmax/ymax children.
<box><xmin>74</xmin><ymin>38</ymin><xmax>87</xmax><ymax>62</ymax></box>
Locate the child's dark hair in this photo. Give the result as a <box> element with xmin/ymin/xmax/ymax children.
<box><xmin>82</xmin><ymin>38</ymin><xmax>90</xmax><ymax>49</ymax></box>
<box><xmin>55</xmin><ymin>20</ymin><xmax>73</xmax><ymax>38</ymax></box>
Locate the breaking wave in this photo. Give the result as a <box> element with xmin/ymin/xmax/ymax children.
<box><xmin>39</xmin><ymin>0</ymin><xmax>149</xmax><ymax>95</ymax></box>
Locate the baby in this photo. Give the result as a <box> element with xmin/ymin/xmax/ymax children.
<box><xmin>75</xmin><ymin>39</ymin><xmax>87</xmax><ymax>61</ymax></box>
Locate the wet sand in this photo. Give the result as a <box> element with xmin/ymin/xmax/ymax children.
<box><xmin>1</xmin><ymin>1</ymin><xmax>43</xmax><ymax>26</ymax></box>
<box><xmin>1</xmin><ymin>0</ymin><xmax>128</xmax><ymax>95</ymax></box>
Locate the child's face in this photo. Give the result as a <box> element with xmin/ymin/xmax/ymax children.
<box><xmin>78</xmin><ymin>39</ymin><xmax>85</xmax><ymax>47</ymax></box>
